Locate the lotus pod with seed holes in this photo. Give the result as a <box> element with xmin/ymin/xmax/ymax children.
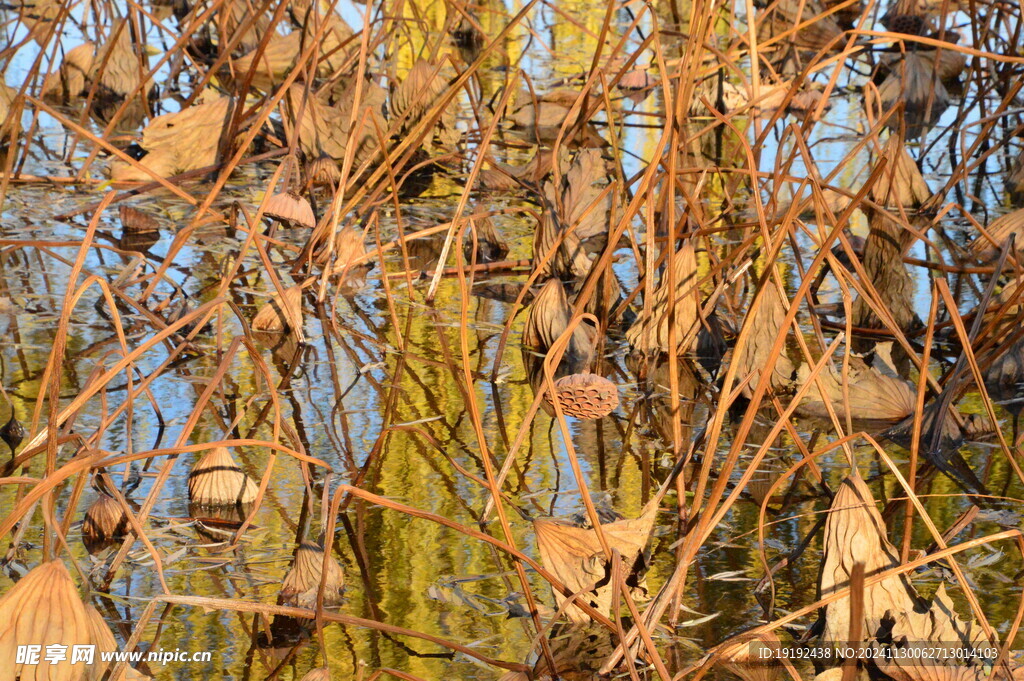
<box><xmin>543</xmin><ymin>373</ymin><xmax>618</xmax><ymax>419</ymax></box>
<box><xmin>188</xmin><ymin>446</ymin><xmax>258</xmax><ymax>506</ymax></box>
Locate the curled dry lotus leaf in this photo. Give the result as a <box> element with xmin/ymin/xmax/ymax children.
<box><xmin>533</xmin><ymin>502</ymin><xmax>657</xmax><ymax>623</ymax></box>
<box><xmin>252</xmin><ymin>285</ymin><xmax>304</xmax><ymax>334</ymax></box>
<box><xmin>757</xmin><ymin>0</ymin><xmax>843</xmax><ymax>50</ymax></box>
<box><xmin>317</xmin><ymin>226</ymin><xmax>367</xmax><ymax>276</ymax></box>
<box><xmin>41</xmin><ymin>42</ymin><xmax>95</xmax><ymax>104</ymax></box>
<box><xmin>285</xmin><ymin>83</ymin><xmax>384</xmax><ymax>173</ymax></box>
<box><xmin>818</xmin><ymin>475</ymin><xmax>924</xmax><ymax>647</ymax></box>
<box><xmin>720</xmin><ymin>631</ymin><xmax>783</xmax><ymax>681</ymax></box>
<box><xmin>851</xmin><ymin>210</ymin><xmax>920</xmax><ymax>333</ymax></box>
<box><xmin>870</xmin><ymin>135</ymin><xmax>931</xmax><ymax>209</ymax></box>
<box><xmin>390</xmin><ymin>59</ymin><xmax>460</xmax><ymax>153</ymax></box>
<box><xmin>733</xmin><ymin>273</ymin><xmax>795</xmax><ymax>396</ymax></box>
<box><xmin>226</xmin><ymin>13</ymin><xmax>353</xmax><ymax>92</ymax></box>
<box><xmin>543</xmin><ymin>148</ymin><xmax>619</xmax><ymax>245</ymax></box>
<box><xmin>522</xmin><ymin>279</ymin><xmax>596</xmax><ymax>366</ymax></box>
<box><xmin>280</xmin><ymin>542</ymin><xmax>346</xmax><ymax>609</ymax></box>
<box><xmin>878</xmin><ymin>54</ymin><xmax>950</xmax><ymax>131</ymax></box>
<box><xmin>83</xmin><ymin>493</ymin><xmax>129</xmax><ymax>541</ymax></box>
<box><xmin>0</xmin><ymin>561</ymin><xmax>92</xmax><ymax>681</ymax></box>
<box><xmin>187</xmin><ymin>446</ymin><xmax>258</xmax><ymax>506</ymax></box>
<box><xmin>480</xmin><ymin>149</ymin><xmax>555</xmax><ymax>191</ymax></box>
<box><xmin>626</xmin><ymin>242</ymin><xmax>703</xmax><ymax>356</ymax></box>
<box><xmin>264</xmin><ymin>192</ymin><xmax>315</xmax><ymax>229</ymax></box>
<box><xmin>90</xmin><ymin>20</ymin><xmax>152</xmax><ymax>126</ymax></box>
<box><xmin>969</xmin><ymin>207</ymin><xmax>1024</xmax><ymax>262</ymax></box>
<box><xmin>542</xmin><ymin>373</ymin><xmax>619</xmax><ymax>420</ymax></box>
<box><xmin>464</xmin><ymin>217</ymin><xmax>508</xmax><ymax>263</ymax></box>
<box><xmin>299</xmin><ymin>668</ymin><xmax>332</xmax><ymax>681</ymax></box>
<box><xmin>795</xmin><ymin>356</ymin><xmax>915</xmax><ymax>421</ymax></box>
<box><xmin>119</xmin><ymin>205</ymin><xmax>159</xmax><ymax>234</ymax></box>
<box><xmin>110</xmin><ymin>96</ymin><xmax>234</xmax><ymax>182</ymax></box>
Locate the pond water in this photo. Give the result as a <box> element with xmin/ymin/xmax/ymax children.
<box><xmin>1</xmin><ymin>0</ymin><xmax>1023</xmax><ymax>679</ymax></box>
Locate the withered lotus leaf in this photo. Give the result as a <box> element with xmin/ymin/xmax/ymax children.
<box><xmin>464</xmin><ymin>217</ymin><xmax>508</xmax><ymax>263</ymax></box>
<box><xmin>522</xmin><ymin>279</ymin><xmax>595</xmax><ymax>366</ymax></box>
<box><xmin>969</xmin><ymin>207</ymin><xmax>1024</xmax><ymax>262</ymax></box>
<box><xmin>119</xmin><ymin>205</ymin><xmax>159</xmax><ymax>234</ymax></box>
<box><xmin>720</xmin><ymin>631</ymin><xmax>783</xmax><ymax>681</ymax></box>
<box><xmin>299</xmin><ymin>668</ymin><xmax>332</xmax><ymax>681</ymax></box>
<box><xmin>757</xmin><ymin>0</ymin><xmax>844</xmax><ymax>50</ymax></box>
<box><xmin>41</xmin><ymin>42</ymin><xmax>95</xmax><ymax>103</ymax></box>
<box><xmin>187</xmin><ymin>446</ymin><xmax>258</xmax><ymax>506</ymax></box>
<box><xmin>264</xmin><ymin>192</ymin><xmax>315</xmax><ymax>229</ymax></box>
<box><xmin>543</xmin><ymin>373</ymin><xmax>619</xmax><ymax>420</ymax></box>
<box><xmin>390</xmin><ymin>59</ymin><xmax>460</xmax><ymax>153</ymax></box>
<box><xmin>818</xmin><ymin>475</ymin><xmax>924</xmax><ymax>646</ymax></box>
<box><xmin>252</xmin><ymin>285</ymin><xmax>304</xmax><ymax>334</ymax></box>
<box><xmin>626</xmin><ymin>242</ymin><xmax>703</xmax><ymax>356</ymax></box>
<box><xmin>794</xmin><ymin>356</ymin><xmax>915</xmax><ymax>421</ymax></box>
<box><xmin>280</xmin><ymin>542</ymin><xmax>346</xmax><ymax>609</ymax></box>
<box><xmin>870</xmin><ymin>135</ymin><xmax>932</xmax><ymax>209</ymax></box>
<box><xmin>110</xmin><ymin>96</ymin><xmax>233</xmax><ymax>182</ymax></box>
<box><xmin>83</xmin><ymin>494</ymin><xmax>129</xmax><ymax>541</ymax></box>
<box><xmin>541</xmin><ymin>148</ymin><xmax>620</xmax><ymax>248</ymax></box>
<box><xmin>733</xmin><ymin>275</ymin><xmax>795</xmax><ymax>396</ymax></box>
<box><xmin>878</xmin><ymin>54</ymin><xmax>950</xmax><ymax>130</ymax></box>
<box><xmin>533</xmin><ymin>502</ymin><xmax>657</xmax><ymax>623</ymax></box>
<box><xmin>317</xmin><ymin>226</ymin><xmax>367</xmax><ymax>276</ymax></box>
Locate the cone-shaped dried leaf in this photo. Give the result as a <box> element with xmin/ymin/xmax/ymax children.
<box><xmin>878</xmin><ymin>54</ymin><xmax>949</xmax><ymax>133</ymax></box>
<box><xmin>285</xmin><ymin>83</ymin><xmax>384</xmax><ymax>173</ymax></box>
<box><xmin>818</xmin><ymin>475</ymin><xmax>923</xmax><ymax>646</ymax></box>
<box><xmin>522</xmin><ymin>279</ymin><xmax>595</xmax><ymax>367</ymax></box>
<box><xmin>721</xmin><ymin>632</ymin><xmax>783</xmax><ymax>681</ymax></box>
<box><xmin>733</xmin><ymin>274</ymin><xmax>795</xmax><ymax>396</ymax></box>
<box><xmin>300</xmin><ymin>669</ymin><xmax>332</xmax><ymax>681</ymax></box>
<box><xmin>188</xmin><ymin>446</ymin><xmax>258</xmax><ymax>506</ymax></box>
<box><xmin>871</xmin><ymin>135</ymin><xmax>931</xmax><ymax>208</ymax></box>
<box><xmin>226</xmin><ymin>14</ymin><xmax>353</xmax><ymax>92</ymax></box>
<box><xmin>252</xmin><ymin>285</ymin><xmax>304</xmax><ymax>334</ymax></box>
<box><xmin>90</xmin><ymin>20</ymin><xmax>151</xmax><ymax>126</ymax></box>
<box><xmin>851</xmin><ymin>211</ymin><xmax>919</xmax><ymax>332</ymax></box>
<box><xmin>317</xmin><ymin>226</ymin><xmax>367</xmax><ymax>276</ymax></box>
<box><xmin>280</xmin><ymin>542</ymin><xmax>345</xmax><ymax>609</ymax></box>
<box><xmin>533</xmin><ymin>502</ymin><xmax>657</xmax><ymax>623</ymax></box>
<box><xmin>542</xmin><ymin>149</ymin><xmax>619</xmax><ymax>245</ymax></box>
<box><xmin>543</xmin><ymin>373</ymin><xmax>619</xmax><ymax>419</ymax></box>
<box><xmin>41</xmin><ymin>42</ymin><xmax>95</xmax><ymax>104</ymax></box>
<box><xmin>626</xmin><ymin>242</ymin><xmax>702</xmax><ymax>355</ymax></box>
<box><xmin>757</xmin><ymin>0</ymin><xmax>844</xmax><ymax>50</ymax></box>
<box><xmin>0</xmin><ymin>561</ymin><xmax>92</xmax><ymax>681</ymax></box>
<box><xmin>83</xmin><ymin>494</ymin><xmax>129</xmax><ymax>541</ymax></box>
<box><xmin>795</xmin><ymin>356</ymin><xmax>915</xmax><ymax>421</ymax></box>
<box><xmin>110</xmin><ymin>96</ymin><xmax>233</xmax><ymax>182</ymax></box>
<box><xmin>969</xmin><ymin>208</ymin><xmax>1024</xmax><ymax>262</ymax></box>
<box><xmin>464</xmin><ymin>217</ymin><xmax>508</xmax><ymax>263</ymax></box>
<box><xmin>390</xmin><ymin>59</ymin><xmax>460</xmax><ymax>153</ymax></box>
<box><xmin>264</xmin><ymin>192</ymin><xmax>315</xmax><ymax>229</ymax></box>
<box><xmin>119</xmin><ymin>205</ymin><xmax>159</xmax><ymax>234</ymax></box>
